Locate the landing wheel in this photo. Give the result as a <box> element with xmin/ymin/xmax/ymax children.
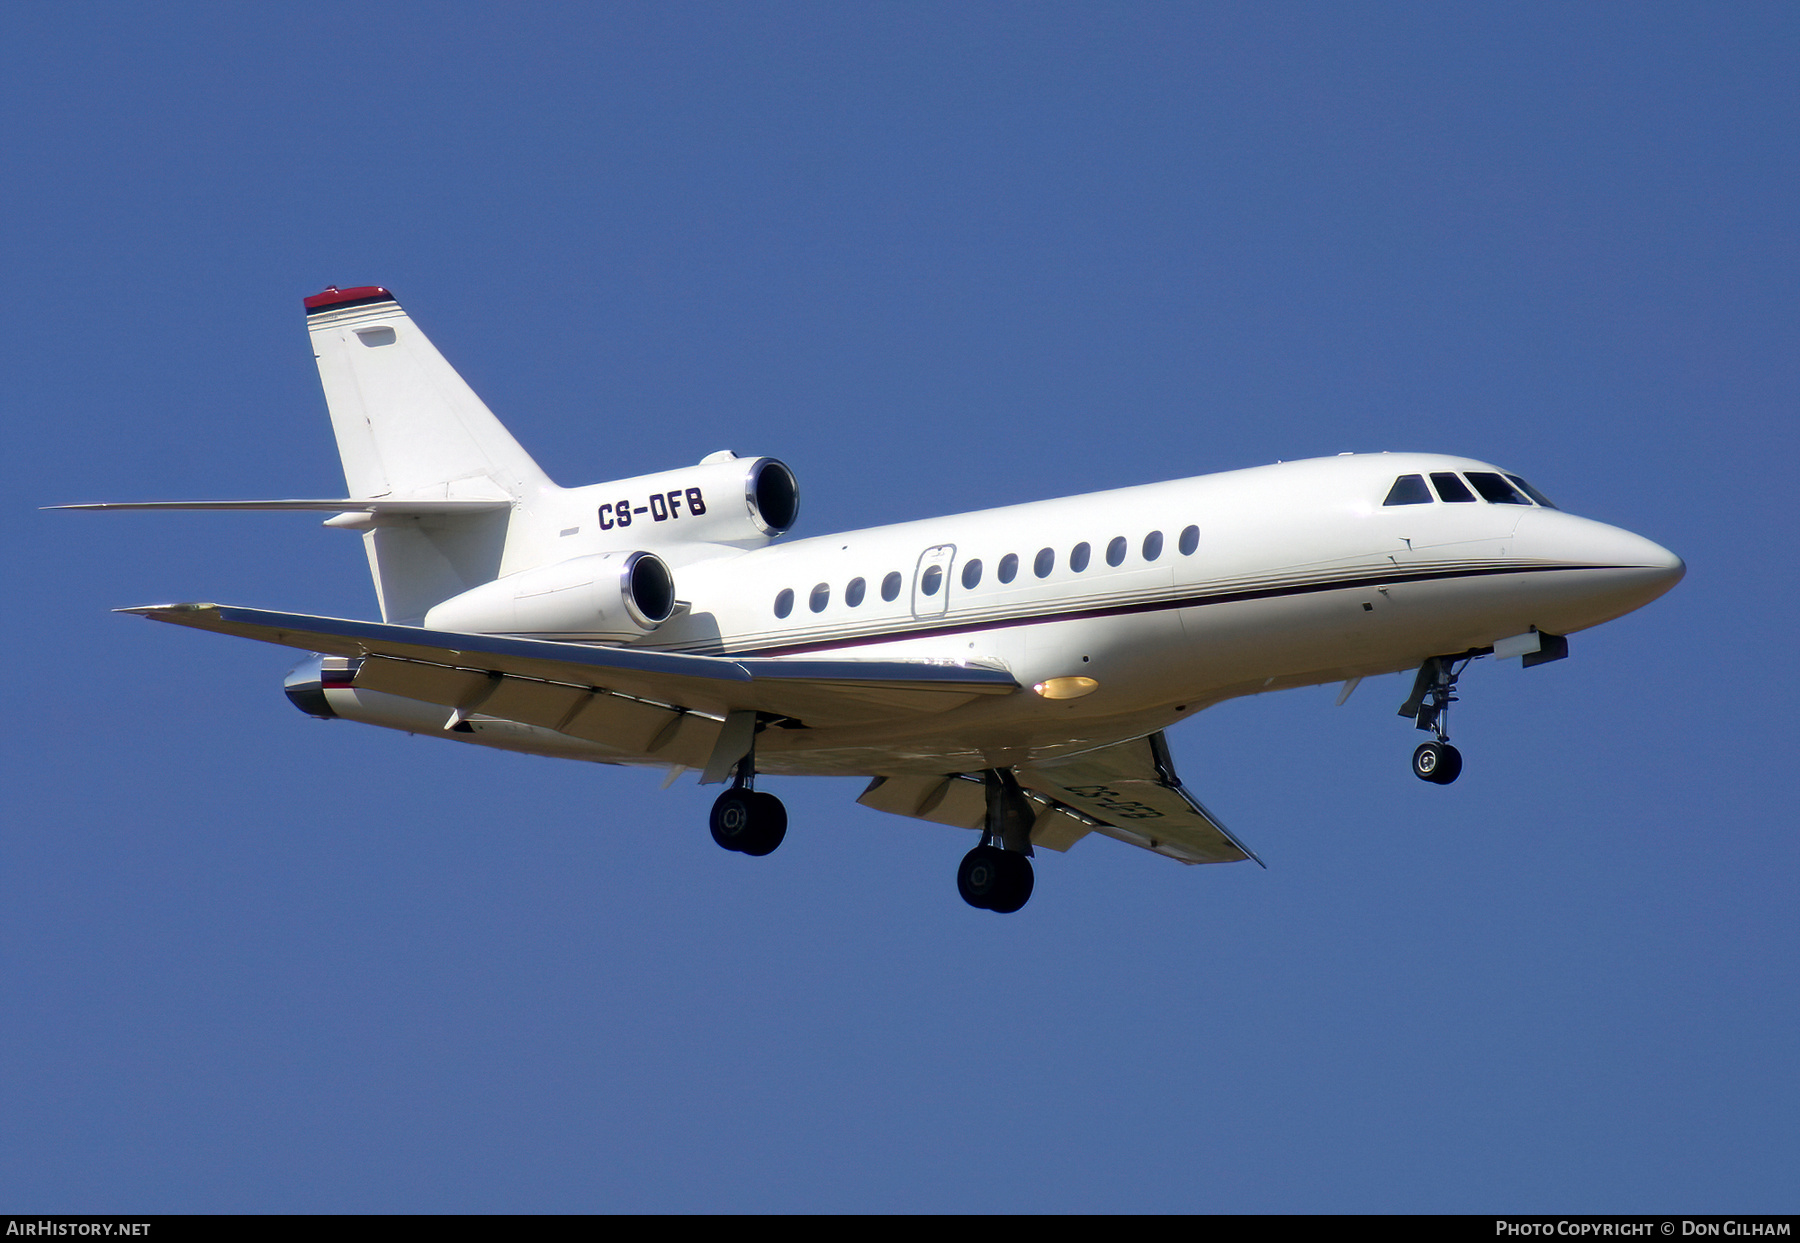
<box><xmin>710</xmin><ymin>788</ymin><xmax>788</xmax><ymax>855</ymax></box>
<box><xmin>957</xmin><ymin>845</ymin><xmax>1034</xmax><ymax>913</ymax></box>
<box><xmin>1412</xmin><ymin>741</ymin><xmax>1463</xmax><ymax>785</ymax></box>
<box><xmin>738</xmin><ymin>791</ymin><xmax>787</xmax><ymax>856</ymax></box>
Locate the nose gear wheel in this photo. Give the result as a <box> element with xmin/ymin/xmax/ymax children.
<box><xmin>1400</xmin><ymin>653</ymin><xmax>1478</xmax><ymax>784</ymax></box>
<box><xmin>1411</xmin><ymin>740</ymin><xmax>1463</xmax><ymax>785</ymax></box>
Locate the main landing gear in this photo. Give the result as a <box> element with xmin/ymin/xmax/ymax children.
<box><xmin>709</xmin><ymin>753</ymin><xmax>787</xmax><ymax>857</ymax></box>
<box><xmin>958</xmin><ymin>770</ymin><xmax>1036</xmax><ymax>914</ymax></box>
<box><xmin>1398</xmin><ymin>654</ymin><xmax>1472</xmax><ymax>785</ymax></box>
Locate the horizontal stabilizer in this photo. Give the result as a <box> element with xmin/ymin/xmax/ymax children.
<box><xmin>51</xmin><ymin>499</ymin><xmax>512</xmax><ymax>513</ymax></box>
<box><xmin>120</xmin><ymin>603</ymin><xmax>1016</xmax><ymax>729</ymax></box>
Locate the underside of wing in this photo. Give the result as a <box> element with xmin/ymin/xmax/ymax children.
<box><xmin>855</xmin><ymin>731</ymin><xmax>1260</xmax><ymax>867</ymax></box>
<box><xmin>124</xmin><ymin>604</ymin><xmax>1017</xmax><ymax>742</ymax></box>
<box><xmin>1018</xmin><ymin>732</ymin><xmax>1260</xmax><ymax>866</ymax></box>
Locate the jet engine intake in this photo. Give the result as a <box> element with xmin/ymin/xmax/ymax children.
<box><xmin>423</xmin><ymin>550</ymin><xmax>676</xmax><ymax>639</ymax></box>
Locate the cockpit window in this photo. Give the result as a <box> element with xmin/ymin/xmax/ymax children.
<box><xmin>1506</xmin><ymin>474</ymin><xmax>1558</xmax><ymax>509</ymax></box>
<box><xmin>1430</xmin><ymin>472</ymin><xmax>1476</xmax><ymax>503</ymax></box>
<box><xmin>1465</xmin><ymin>472</ymin><xmax>1531</xmax><ymax>504</ymax></box>
<box><xmin>1383</xmin><ymin>475</ymin><xmax>1432</xmax><ymax>506</ymax></box>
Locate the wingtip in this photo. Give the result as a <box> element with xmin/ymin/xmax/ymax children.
<box><xmin>116</xmin><ymin>602</ymin><xmax>218</xmax><ymax>617</ymax></box>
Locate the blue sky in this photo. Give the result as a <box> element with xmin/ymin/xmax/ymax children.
<box><xmin>4</xmin><ymin>3</ymin><xmax>1795</xmax><ymax>1212</ymax></box>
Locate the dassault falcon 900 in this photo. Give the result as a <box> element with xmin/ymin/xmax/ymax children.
<box><xmin>60</xmin><ymin>285</ymin><xmax>1685</xmax><ymax>913</ymax></box>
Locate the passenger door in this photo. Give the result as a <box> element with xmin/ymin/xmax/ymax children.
<box><xmin>911</xmin><ymin>544</ymin><xmax>956</xmax><ymax>620</ymax></box>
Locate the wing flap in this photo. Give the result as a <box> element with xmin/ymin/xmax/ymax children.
<box><xmin>351</xmin><ymin>654</ymin><xmax>724</xmax><ymax>767</ymax></box>
<box><xmin>851</xmin><ymin>773</ymin><xmax>1085</xmax><ymax>854</ymax></box>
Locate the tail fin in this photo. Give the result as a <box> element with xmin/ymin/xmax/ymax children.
<box><xmin>306</xmin><ymin>286</ymin><xmax>551</xmax><ymax>500</ymax></box>
<box><xmin>305</xmin><ymin>286</ymin><xmax>554</xmax><ymax>623</ymax></box>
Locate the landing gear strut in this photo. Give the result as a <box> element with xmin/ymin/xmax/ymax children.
<box><xmin>958</xmin><ymin>770</ymin><xmax>1035</xmax><ymax>913</ymax></box>
<box><xmin>1399</xmin><ymin>654</ymin><xmax>1471</xmax><ymax>785</ymax></box>
<box><xmin>709</xmin><ymin>741</ymin><xmax>787</xmax><ymax>857</ymax></box>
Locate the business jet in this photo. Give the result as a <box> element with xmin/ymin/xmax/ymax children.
<box><xmin>60</xmin><ymin>285</ymin><xmax>1685</xmax><ymax>913</ymax></box>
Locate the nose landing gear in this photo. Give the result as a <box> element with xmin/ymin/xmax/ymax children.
<box><xmin>1411</xmin><ymin>739</ymin><xmax>1463</xmax><ymax>785</ymax></box>
<box><xmin>1399</xmin><ymin>654</ymin><xmax>1473</xmax><ymax>785</ymax></box>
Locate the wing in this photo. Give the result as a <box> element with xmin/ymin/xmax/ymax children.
<box><xmin>124</xmin><ymin>603</ymin><xmax>1017</xmax><ymax>773</ymax></box>
<box><xmin>857</xmin><ymin>731</ymin><xmax>1261</xmax><ymax>866</ymax></box>
<box><xmin>1019</xmin><ymin>732</ymin><xmax>1261</xmax><ymax>865</ymax></box>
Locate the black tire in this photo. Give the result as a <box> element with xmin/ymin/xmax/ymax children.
<box><xmin>738</xmin><ymin>791</ymin><xmax>788</xmax><ymax>857</ymax></box>
<box><xmin>957</xmin><ymin>845</ymin><xmax>1006</xmax><ymax>909</ymax></box>
<box><xmin>1412</xmin><ymin>742</ymin><xmax>1443</xmax><ymax>782</ymax></box>
<box><xmin>1430</xmin><ymin>743</ymin><xmax>1463</xmax><ymax>785</ymax></box>
<box><xmin>987</xmin><ymin>851</ymin><xmax>1035</xmax><ymax>914</ymax></box>
<box><xmin>1412</xmin><ymin>741</ymin><xmax>1463</xmax><ymax>785</ymax></box>
<box><xmin>709</xmin><ymin>788</ymin><xmax>755</xmax><ymax>852</ymax></box>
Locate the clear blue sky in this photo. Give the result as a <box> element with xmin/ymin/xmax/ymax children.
<box><xmin>5</xmin><ymin>2</ymin><xmax>1795</xmax><ymax>1212</ymax></box>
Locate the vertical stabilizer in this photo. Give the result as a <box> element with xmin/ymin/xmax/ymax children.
<box><xmin>304</xmin><ymin>286</ymin><xmax>555</xmax><ymax>623</ymax></box>
<box><xmin>305</xmin><ymin>286</ymin><xmax>551</xmax><ymax>500</ymax></box>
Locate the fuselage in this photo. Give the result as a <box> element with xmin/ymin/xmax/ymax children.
<box><xmin>344</xmin><ymin>451</ymin><xmax>1679</xmax><ymax>778</ymax></box>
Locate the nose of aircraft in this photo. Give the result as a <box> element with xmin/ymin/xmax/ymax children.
<box><xmin>1605</xmin><ymin>524</ymin><xmax>1686</xmax><ymax>595</ymax></box>
<box><xmin>1515</xmin><ymin>509</ymin><xmax>1685</xmax><ymax>623</ymax></box>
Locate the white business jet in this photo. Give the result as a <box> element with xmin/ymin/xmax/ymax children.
<box><xmin>61</xmin><ymin>286</ymin><xmax>1685</xmax><ymax>913</ymax></box>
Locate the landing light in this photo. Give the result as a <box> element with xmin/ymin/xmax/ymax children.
<box><xmin>1034</xmin><ymin>676</ymin><xmax>1099</xmax><ymax>700</ymax></box>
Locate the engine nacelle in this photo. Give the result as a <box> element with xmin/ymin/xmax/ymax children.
<box><xmin>423</xmin><ymin>550</ymin><xmax>676</xmax><ymax>639</ymax></box>
<box><xmin>573</xmin><ymin>455</ymin><xmax>799</xmax><ymax>550</ymax></box>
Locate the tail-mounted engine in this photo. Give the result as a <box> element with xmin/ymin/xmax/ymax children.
<box><xmin>576</xmin><ymin>455</ymin><xmax>799</xmax><ymax>549</ymax></box>
<box><xmin>423</xmin><ymin>549</ymin><xmax>676</xmax><ymax>639</ymax></box>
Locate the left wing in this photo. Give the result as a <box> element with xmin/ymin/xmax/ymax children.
<box><xmin>858</xmin><ymin>731</ymin><xmax>1261</xmax><ymax>866</ymax></box>
<box><xmin>124</xmin><ymin>603</ymin><xmax>1017</xmax><ymax>735</ymax></box>
<box><xmin>1018</xmin><ymin>732</ymin><xmax>1262</xmax><ymax>866</ymax></box>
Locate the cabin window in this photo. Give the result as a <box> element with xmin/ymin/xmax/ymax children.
<box><xmin>1070</xmin><ymin>542</ymin><xmax>1091</xmax><ymax>572</ymax></box>
<box><xmin>998</xmin><ymin>553</ymin><xmax>1019</xmax><ymax>583</ymax></box>
<box><xmin>774</xmin><ymin>588</ymin><xmax>794</xmax><ymax>619</ymax></box>
<box><xmin>921</xmin><ymin>565</ymin><xmax>943</xmax><ymax>596</ymax></box>
<box><xmin>1383</xmin><ymin>475</ymin><xmax>1432</xmax><ymax>506</ymax></box>
<box><xmin>845</xmin><ymin>577</ymin><xmax>866</xmax><ymax>607</ymax></box>
<box><xmin>1430</xmin><ymin>472</ymin><xmax>1476</xmax><ymax>503</ymax></box>
<box><xmin>1178</xmin><ymin>525</ymin><xmax>1199</xmax><ymax>555</ymax></box>
<box><xmin>809</xmin><ymin>583</ymin><xmax>830</xmax><ymax>612</ymax></box>
<box><xmin>1106</xmin><ymin>536</ymin><xmax>1127</xmax><ymax>567</ymax></box>
<box><xmin>1034</xmin><ymin>547</ymin><xmax>1055</xmax><ymax>578</ymax></box>
<box><xmin>1507</xmin><ymin>475</ymin><xmax>1558</xmax><ymax>509</ymax></box>
<box><xmin>1466</xmin><ymin>472</ymin><xmax>1530</xmax><ymax>504</ymax></box>
<box><xmin>962</xmin><ymin>559</ymin><xmax>982</xmax><ymax>589</ymax></box>
<box><xmin>1143</xmin><ymin>530</ymin><xmax>1163</xmax><ymax>561</ymax></box>
<box><xmin>881</xmin><ymin>571</ymin><xmax>902</xmax><ymax>602</ymax></box>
